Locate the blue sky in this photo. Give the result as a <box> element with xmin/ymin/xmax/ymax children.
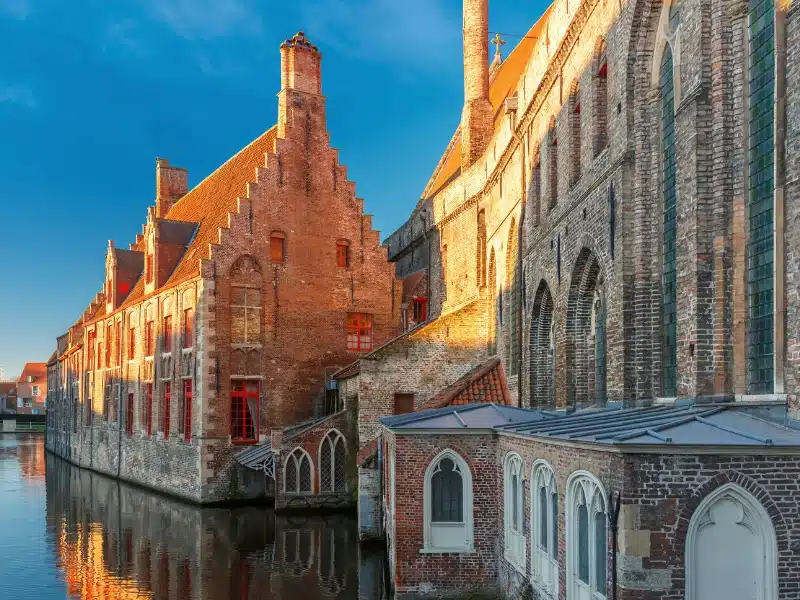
<box><xmin>0</xmin><ymin>0</ymin><xmax>548</xmax><ymax>378</ymax></box>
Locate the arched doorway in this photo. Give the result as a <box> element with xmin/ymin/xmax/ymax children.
<box><xmin>566</xmin><ymin>248</ymin><xmax>606</xmax><ymax>407</ymax></box>
<box><xmin>529</xmin><ymin>281</ymin><xmax>555</xmax><ymax>408</ymax></box>
<box><xmin>686</xmin><ymin>483</ymin><xmax>777</xmax><ymax>600</ymax></box>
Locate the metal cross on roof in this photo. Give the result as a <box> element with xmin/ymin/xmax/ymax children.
<box><xmin>491</xmin><ymin>33</ymin><xmax>506</xmax><ymax>61</ymax></box>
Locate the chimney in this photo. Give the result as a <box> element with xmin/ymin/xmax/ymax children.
<box><xmin>461</xmin><ymin>0</ymin><xmax>493</xmax><ymax>168</ymax></box>
<box><xmin>278</xmin><ymin>32</ymin><xmax>323</xmax><ymax>139</ymax></box>
<box><xmin>156</xmin><ymin>158</ymin><xmax>188</xmax><ymax>218</ymax></box>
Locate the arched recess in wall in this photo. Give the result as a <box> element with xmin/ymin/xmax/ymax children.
<box><xmin>568</xmin><ymin>80</ymin><xmax>582</xmax><ymax>187</ymax></box>
<box><xmin>506</xmin><ymin>220</ymin><xmax>520</xmax><ymax>376</ymax></box>
<box><xmin>566</xmin><ymin>248</ymin><xmax>606</xmax><ymax>407</ymax></box>
<box><xmin>592</xmin><ymin>37</ymin><xmax>608</xmax><ymax>157</ymax></box>
<box><xmin>685</xmin><ymin>483</ymin><xmax>777</xmax><ymax>600</ymax></box>
<box><xmin>528</xmin><ymin>147</ymin><xmax>542</xmax><ymax>231</ymax></box>
<box><xmin>488</xmin><ymin>249</ymin><xmax>497</xmax><ymax>356</ymax></box>
<box><xmin>547</xmin><ymin>117</ymin><xmax>559</xmax><ymax>210</ymax></box>
<box><xmin>529</xmin><ymin>280</ymin><xmax>555</xmax><ymax>408</ymax></box>
<box><xmin>477</xmin><ymin>210</ymin><xmax>487</xmax><ymax>288</ymax></box>
<box><xmin>230</xmin><ymin>255</ymin><xmax>263</xmax><ymax>376</ymax></box>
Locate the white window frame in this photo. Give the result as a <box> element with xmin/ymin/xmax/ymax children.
<box><xmin>284</xmin><ymin>447</ymin><xmax>314</xmax><ymax>495</ymax></box>
<box><xmin>422</xmin><ymin>449</ymin><xmax>474</xmax><ymax>553</ymax></box>
<box><xmin>31</xmin><ymin>385</ymin><xmax>40</xmax><ymax>397</ymax></box>
<box><xmin>685</xmin><ymin>482</ymin><xmax>777</xmax><ymax>600</ymax></box>
<box><xmin>531</xmin><ymin>460</ymin><xmax>559</xmax><ymax>597</ymax></box>
<box><xmin>566</xmin><ymin>471</ymin><xmax>608</xmax><ymax>600</ymax></box>
<box><xmin>504</xmin><ymin>452</ymin><xmax>526</xmax><ymax>571</ymax></box>
<box><xmin>318</xmin><ymin>429</ymin><xmax>346</xmax><ymax>493</ymax></box>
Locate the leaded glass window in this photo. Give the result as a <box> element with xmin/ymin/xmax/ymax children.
<box><xmin>431</xmin><ymin>458</ymin><xmax>463</xmax><ymax>522</ymax></box>
<box><xmin>578</xmin><ymin>500</ymin><xmax>590</xmax><ymax>583</ymax></box>
<box><xmin>532</xmin><ymin>462</ymin><xmax>559</xmax><ymax>594</ymax></box>
<box><xmin>319</xmin><ymin>430</ymin><xmax>346</xmax><ymax>493</ymax></box>
<box><xmin>748</xmin><ymin>0</ymin><xmax>775</xmax><ymax>393</ymax></box>
<box><xmin>570</xmin><ymin>476</ymin><xmax>608</xmax><ymax>599</ymax></box>
<box><xmin>285</xmin><ymin>448</ymin><xmax>312</xmax><ymax>494</ymax></box>
<box><xmin>661</xmin><ymin>45</ymin><xmax>678</xmax><ymax>397</ymax></box>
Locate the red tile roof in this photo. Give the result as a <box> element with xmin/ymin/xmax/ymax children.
<box><xmin>17</xmin><ymin>362</ymin><xmax>47</xmax><ymax>384</ymax></box>
<box><xmin>424</xmin><ymin>357</ymin><xmax>511</xmax><ymax>410</ymax></box>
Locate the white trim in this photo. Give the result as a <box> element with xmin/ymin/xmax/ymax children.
<box><xmin>531</xmin><ymin>459</ymin><xmax>559</xmax><ymax>598</ymax></box>
<box><xmin>685</xmin><ymin>482</ymin><xmax>777</xmax><ymax>600</ymax></box>
<box><xmin>284</xmin><ymin>447</ymin><xmax>315</xmax><ymax>495</ymax></box>
<box><xmin>422</xmin><ymin>449</ymin><xmax>474</xmax><ymax>553</ymax></box>
<box><xmin>504</xmin><ymin>452</ymin><xmax>526</xmax><ymax>572</ymax></box>
<box><xmin>566</xmin><ymin>470</ymin><xmax>608</xmax><ymax>600</ymax></box>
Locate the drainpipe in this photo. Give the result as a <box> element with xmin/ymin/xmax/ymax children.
<box><xmin>609</xmin><ymin>490</ymin><xmax>622</xmax><ymax>600</ymax></box>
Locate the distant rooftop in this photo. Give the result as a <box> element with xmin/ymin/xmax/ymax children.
<box><xmin>380</xmin><ymin>402</ymin><xmax>800</xmax><ymax>450</ymax></box>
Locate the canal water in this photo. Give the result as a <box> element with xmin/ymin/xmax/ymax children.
<box><xmin>0</xmin><ymin>435</ymin><xmax>388</xmax><ymax>600</ymax></box>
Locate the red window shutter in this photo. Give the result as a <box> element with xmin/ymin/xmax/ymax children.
<box><xmin>129</xmin><ymin>327</ymin><xmax>136</xmax><ymax>360</ymax></box>
<box><xmin>146</xmin><ymin>321</ymin><xmax>154</xmax><ymax>356</ymax></box>
<box><xmin>231</xmin><ymin>379</ymin><xmax>258</xmax><ymax>442</ymax></box>
<box><xmin>336</xmin><ymin>243</ymin><xmax>350</xmax><ymax>268</ymax></box>
<box><xmin>183</xmin><ymin>308</ymin><xmax>193</xmax><ymax>349</ymax></box>
<box><xmin>346</xmin><ymin>312</ymin><xmax>373</xmax><ymax>352</ymax></box>
<box><xmin>270</xmin><ymin>236</ymin><xmax>284</xmax><ymax>262</ymax></box>
<box><xmin>163</xmin><ymin>315</ymin><xmax>172</xmax><ymax>353</ymax></box>
<box><xmin>163</xmin><ymin>381</ymin><xmax>171</xmax><ymax>436</ymax></box>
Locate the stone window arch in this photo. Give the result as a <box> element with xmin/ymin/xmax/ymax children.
<box><xmin>319</xmin><ymin>429</ymin><xmax>346</xmax><ymax>493</ymax></box>
<box><xmin>686</xmin><ymin>483</ymin><xmax>777</xmax><ymax>600</ymax></box>
<box><xmin>503</xmin><ymin>452</ymin><xmax>525</xmax><ymax>569</ymax></box>
<box><xmin>569</xmin><ymin>81</ymin><xmax>581</xmax><ymax>187</ymax></box>
<box><xmin>284</xmin><ymin>447</ymin><xmax>314</xmax><ymax>495</ymax></box>
<box><xmin>566</xmin><ymin>471</ymin><xmax>607</xmax><ymax>600</ymax></box>
<box><xmin>531</xmin><ymin>460</ymin><xmax>559</xmax><ymax>596</ymax></box>
<box><xmin>423</xmin><ymin>449</ymin><xmax>473</xmax><ymax>553</ymax></box>
<box><xmin>593</xmin><ymin>38</ymin><xmax>608</xmax><ymax>157</ymax></box>
<box><xmin>506</xmin><ymin>220</ymin><xmax>520</xmax><ymax>376</ymax></box>
<box><xmin>650</xmin><ymin>0</ymin><xmax>681</xmax><ymax>104</ymax></box>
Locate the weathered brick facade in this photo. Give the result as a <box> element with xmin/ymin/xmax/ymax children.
<box><xmin>45</xmin><ymin>31</ymin><xmax>401</xmax><ymax>503</ymax></box>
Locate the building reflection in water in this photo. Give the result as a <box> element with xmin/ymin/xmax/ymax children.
<box><xmin>0</xmin><ymin>433</ymin><xmax>48</xmax><ymax>480</ymax></box>
<box><xmin>45</xmin><ymin>454</ymin><xmax>387</xmax><ymax>600</ymax></box>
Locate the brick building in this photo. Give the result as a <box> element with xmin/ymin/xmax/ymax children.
<box><xmin>45</xmin><ymin>31</ymin><xmax>401</xmax><ymax>503</ymax></box>
<box><xmin>16</xmin><ymin>362</ymin><xmax>47</xmax><ymax>414</ymax></box>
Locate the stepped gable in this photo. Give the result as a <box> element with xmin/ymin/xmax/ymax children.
<box><xmin>87</xmin><ymin>126</ymin><xmax>278</xmax><ymax>322</ymax></box>
<box><xmin>424</xmin><ymin>9</ymin><xmax>551</xmax><ymax>198</ymax></box>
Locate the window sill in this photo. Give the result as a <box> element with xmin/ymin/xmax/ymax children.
<box><xmin>419</xmin><ymin>546</ymin><xmax>475</xmax><ymax>555</ymax></box>
<box><xmin>530</xmin><ymin>580</ymin><xmax>557</xmax><ymax>600</ymax></box>
<box><xmin>504</xmin><ymin>552</ymin><xmax>527</xmax><ymax>576</ymax></box>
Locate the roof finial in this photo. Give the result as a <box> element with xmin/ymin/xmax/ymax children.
<box><xmin>491</xmin><ymin>32</ymin><xmax>506</xmax><ymax>62</ymax></box>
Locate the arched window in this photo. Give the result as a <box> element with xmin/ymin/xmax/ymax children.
<box><xmin>488</xmin><ymin>249</ymin><xmax>497</xmax><ymax>355</ymax></box>
<box><xmin>660</xmin><ymin>44</ymin><xmax>678</xmax><ymax>397</ymax></box>
<box><xmin>284</xmin><ymin>448</ymin><xmax>313</xmax><ymax>494</ymax></box>
<box><xmin>504</xmin><ymin>453</ymin><xmax>525</xmax><ymax>569</ymax></box>
<box><xmin>592</xmin><ymin>287</ymin><xmax>607</xmax><ymax>403</ymax></box>
<box><xmin>570</xmin><ymin>82</ymin><xmax>581</xmax><ymax>187</ymax></box>
<box><xmin>423</xmin><ymin>450</ymin><xmax>473</xmax><ymax>552</ymax></box>
<box><xmin>531</xmin><ymin>461</ymin><xmax>559</xmax><ymax>596</ymax></box>
<box><xmin>594</xmin><ymin>39</ymin><xmax>608</xmax><ymax>157</ymax></box>
<box><xmin>319</xmin><ymin>430</ymin><xmax>346</xmax><ymax>493</ymax></box>
<box><xmin>747</xmin><ymin>0</ymin><xmax>775</xmax><ymax>393</ymax></box>
<box><xmin>530</xmin><ymin>149</ymin><xmax>542</xmax><ymax>228</ymax></box>
<box><xmin>507</xmin><ymin>221</ymin><xmax>520</xmax><ymax>376</ymax></box>
<box><xmin>686</xmin><ymin>483</ymin><xmax>777</xmax><ymax>600</ymax></box>
<box><xmin>548</xmin><ymin>120</ymin><xmax>559</xmax><ymax>209</ymax></box>
<box><xmin>567</xmin><ymin>472</ymin><xmax>607</xmax><ymax>600</ymax></box>
<box><xmin>530</xmin><ymin>281</ymin><xmax>555</xmax><ymax>408</ymax></box>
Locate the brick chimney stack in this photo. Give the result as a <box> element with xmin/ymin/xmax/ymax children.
<box><xmin>155</xmin><ymin>158</ymin><xmax>188</xmax><ymax>218</ymax></box>
<box><xmin>461</xmin><ymin>0</ymin><xmax>493</xmax><ymax>168</ymax></box>
<box><xmin>278</xmin><ymin>32</ymin><xmax>323</xmax><ymax>139</ymax></box>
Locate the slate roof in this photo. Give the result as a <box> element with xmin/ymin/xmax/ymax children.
<box><xmin>381</xmin><ymin>402</ymin><xmax>800</xmax><ymax>449</ymax></box>
<box><xmin>234</xmin><ymin>440</ymin><xmax>274</xmax><ymax>476</ymax></box>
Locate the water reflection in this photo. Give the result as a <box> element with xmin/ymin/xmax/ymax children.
<box><xmin>40</xmin><ymin>443</ymin><xmax>386</xmax><ymax>600</ymax></box>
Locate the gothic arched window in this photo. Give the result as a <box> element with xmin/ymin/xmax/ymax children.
<box><xmin>532</xmin><ymin>461</ymin><xmax>559</xmax><ymax>596</ymax></box>
<box><xmin>423</xmin><ymin>450</ymin><xmax>473</xmax><ymax>552</ymax></box>
<box><xmin>284</xmin><ymin>448</ymin><xmax>313</xmax><ymax>495</ymax></box>
<box><xmin>319</xmin><ymin>430</ymin><xmax>346</xmax><ymax>493</ymax></box>
<box><xmin>567</xmin><ymin>472</ymin><xmax>607</xmax><ymax>600</ymax></box>
<box><xmin>504</xmin><ymin>453</ymin><xmax>525</xmax><ymax>569</ymax></box>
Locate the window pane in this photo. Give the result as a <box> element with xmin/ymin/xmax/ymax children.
<box><xmin>578</xmin><ymin>504</ymin><xmax>589</xmax><ymax>583</ymax></box>
<box><xmin>286</xmin><ymin>458</ymin><xmax>297</xmax><ymax>492</ymax></box>
<box><xmin>320</xmin><ymin>439</ymin><xmax>333</xmax><ymax>492</ymax></box>
<box><xmin>334</xmin><ymin>438</ymin><xmax>346</xmax><ymax>492</ymax></box>
<box><xmin>231</xmin><ymin>308</ymin><xmax>246</xmax><ymax>343</ymax></box>
<box><xmin>511</xmin><ymin>472</ymin><xmax>520</xmax><ymax>531</ymax></box>
<box><xmin>246</xmin><ymin>308</ymin><xmax>260</xmax><ymax>342</ymax></box>
<box><xmin>299</xmin><ymin>455</ymin><xmax>312</xmax><ymax>492</ymax></box>
<box><xmin>539</xmin><ymin>485</ymin><xmax>548</xmax><ymax>550</ymax></box>
<box><xmin>551</xmin><ymin>491</ymin><xmax>559</xmax><ymax>558</ymax></box>
<box><xmin>231</xmin><ymin>287</ymin><xmax>246</xmax><ymax>305</ymax></box>
<box><xmin>595</xmin><ymin>510</ymin><xmax>608</xmax><ymax>593</ymax></box>
<box><xmin>431</xmin><ymin>458</ymin><xmax>463</xmax><ymax>522</ymax></box>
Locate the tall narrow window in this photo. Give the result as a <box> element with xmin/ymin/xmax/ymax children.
<box><xmin>660</xmin><ymin>45</ymin><xmax>678</xmax><ymax>397</ymax></box>
<box><xmin>270</xmin><ymin>232</ymin><xmax>286</xmax><ymax>263</ymax></box>
<box><xmin>477</xmin><ymin>210</ymin><xmax>487</xmax><ymax>286</ymax></box>
<box><xmin>126</xmin><ymin>392</ymin><xmax>134</xmax><ymax>436</ymax></box>
<box><xmin>105</xmin><ymin>324</ymin><xmax>112</xmax><ymax>367</ymax></box>
<box><xmin>183</xmin><ymin>308</ymin><xmax>193</xmax><ymax>349</ymax></box>
<box><xmin>145</xmin><ymin>253</ymin><xmax>153</xmax><ymax>284</ymax></box>
<box><xmin>549</xmin><ymin>122</ymin><xmax>559</xmax><ymax>209</ymax></box>
<box><xmin>285</xmin><ymin>448</ymin><xmax>313</xmax><ymax>494</ymax></box>
<box><xmin>530</xmin><ymin>152</ymin><xmax>542</xmax><ymax>227</ymax></box>
<box><xmin>146</xmin><ymin>383</ymin><xmax>153</xmax><ymax>438</ymax></box>
<box><xmin>319</xmin><ymin>430</ymin><xmax>346</xmax><ymax>493</ymax></box>
<box><xmin>568</xmin><ymin>474</ymin><xmax>608</xmax><ymax>600</ymax></box>
<box><xmin>129</xmin><ymin>325</ymin><xmax>136</xmax><ymax>360</ymax></box>
<box><xmin>115</xmin><ymin>322</ymin><xmax>121</xmax><ymax>366</ymax></box>
<box><xmin>504</xmin><ymin>453</ymin><xmax>526</xmax><ymax>569</ymax></box>
<box><xmin>424</xmin><ymin>451</ymin><xmax>473</xmax><ymax>552</ymax></box>
<box><xmin>570</xmin><ymin>83</ymin><xmax>582</xmax><ymax>186</ymax></box>
<box><xmin>163</xmin><ymin>315</ymin><xmax>172</xmax><ymax>353</ymax></box>
<box><xmin>532</xmin><ymin>462</ymin><xmax>559</xmax><ymax>596</ymax></box>
<box><xmin>346</xmin><ymin>313</ymin><xmax>373</xmax><ymax>352</ymax></box>
<box><xmin>146</xmin><ymin>319</ymin><xmax>155</xmax><ymax>357</ymax></box>
<box><xmin>231</xmin><ymin>287</ymin><xmax>261</xmax><ymax>344</ymax></box>
<box><xmin>507</xmin><ymin>223</ymin><xmax>520</xmax><ymax>376</ymax></box>
<box><xmin>98</xmin><ymin>341</ymin><xmax>104</xmax><ymax>370</ymax></box>
<box><xmin>336</xmin><ymin>241</ymin><xmax>350</xmax><ymax>268</ymax></box>
<box><xmin>488</xmin><ymin>250</ymin><xmax>497</xmax><ymax>355</ymax></box>
<box><xmin>594</xmin><ymin>40</ymin><xmax>608</xmax><ymax>157</ymax></box>
<box><xmin>748</xmin><ymin>0</ymin><xmax>775</xmax><ymax>393</ymax></box>
<box><xmin>231</xmin><ymin>379</ymin><xmax>258</xmax><ymax>442</ymax></box>
<box><xmin>412</xmin><ymin>298</ymin><xmax>427</xmax><ymax>322</ymax></box>
<box><xmin>183</xmin><ymin>379</ymin><xmax>192</xmax><ymax>443</ymax></box>
<box><xmin>442</xmin><ymin>244</ymin><xmax>448</xmax><ymax>287</ymax></box>
<box><xmin>162</xmin><ymin>381</ymin><xmax>171</xmax><ymax>436</ymax></box>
